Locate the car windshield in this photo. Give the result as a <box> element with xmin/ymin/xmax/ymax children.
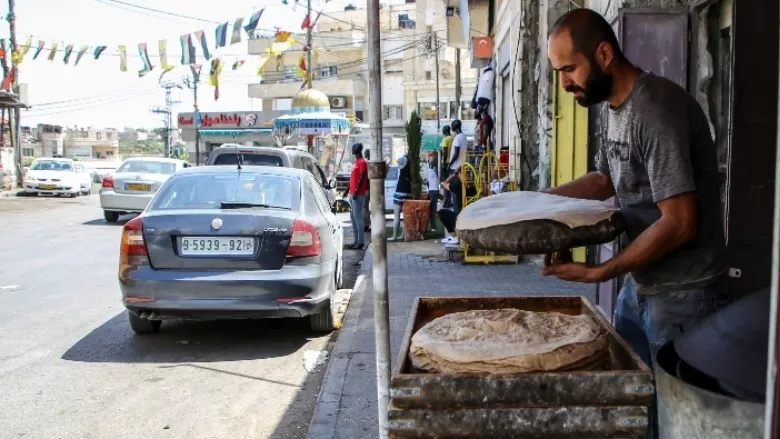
<box><xmin>117</xmin><ymin>160</ymin><xmax>176</xmax><ymax>175</ymax></box>
<box><xmin>150</xmin><ymin>172</ymin><xmax>299</xmax><ymax>211</ymax></box>
<box><xmin>212</xmin><ymin>153</ymin><xmax>283</xmax><ymax>167</ymax></box>
<box><xmin>30</xmin><ymin>160</ymin><xmax>73</xmax><ymax>171</ymax></box>
<box><xmin>386</xmin><ymin>166</ymin><xmax>399</xmax><ymax>181</ymax></box>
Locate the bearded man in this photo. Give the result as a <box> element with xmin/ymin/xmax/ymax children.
<box><xmin>542</xmin><ymin>8</ymin><xmax>726</xmax><ymax>438</ymax></box>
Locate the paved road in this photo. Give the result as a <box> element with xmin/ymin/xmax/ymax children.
<box><xmin>0</xmin><ymin>195</ymin><xmax>365</xmax><ymax>439</ymax></box>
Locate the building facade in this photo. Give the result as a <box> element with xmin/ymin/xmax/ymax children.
<box><xmin>63</xmin><ymin>127</ymin><xmax>119</xmax><ymax>159</ymax></box>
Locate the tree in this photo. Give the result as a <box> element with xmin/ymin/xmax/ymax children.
<box><xmin>405</xmin><ymin>110</ymin><xmax>423</xmax><ymax>199</ymax></box>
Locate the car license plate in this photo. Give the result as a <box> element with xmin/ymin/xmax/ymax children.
<box><xmin>180</xmin><ymin>237</ymin><xmax>255</xmax><ymax>256</ymax></box>
<box><xmin>40</xmin><ymin>184</ymin><xmax>56</xmax><ymax>190</ymax></box>
<box><xmin>126</xmin><ymin>183</ymin><xmax>152</xmax><ymax>191</ymax></box>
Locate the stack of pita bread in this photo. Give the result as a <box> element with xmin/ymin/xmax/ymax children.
<box><xmin>409</xmin><ymin>308</ymin><xmax>609</xmax><ymax>374</ymax></box>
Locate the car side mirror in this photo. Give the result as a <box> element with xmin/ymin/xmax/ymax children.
<box><xmin>327</xmin><ymin>179</ymin><xmax>336</xmax><ymax>189</ymax></box>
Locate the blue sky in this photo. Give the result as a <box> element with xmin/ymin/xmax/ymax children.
<box><xmin>0</xmin><ymin>0</ymin><xmax>379</xmax><ymax>130</ymax></box>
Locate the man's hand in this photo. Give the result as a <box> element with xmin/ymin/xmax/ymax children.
<box><xmin>542</xmin><ymin>262</ymin><xmax>607</xmax><ymax>283</ymax></box>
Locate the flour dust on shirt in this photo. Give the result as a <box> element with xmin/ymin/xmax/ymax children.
<box><xmin>596</xmin><ymin>71</ymin><xmax>727</xmax><ymax>295</ymax></box>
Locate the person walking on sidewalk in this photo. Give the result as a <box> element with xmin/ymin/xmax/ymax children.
<box><xmin>446</xmin><ymin>120</ymin><xmax>468</xmax><ymax>210</ymax></box>
<box><xmin>440</xmin><ymin>126</ymin><xmax>454</xmax><ymax>207</ymax></box>
<box><xmin>344</xmin><ymin>142</ymin><xmax>368</xmax><ymax>250</ymax></box>
<box><xmin>543</xmin><ymin>9</ymin><xmax>726</xmax><ymax>438</ymax></box>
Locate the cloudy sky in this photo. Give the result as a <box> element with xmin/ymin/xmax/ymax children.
<box><xmin>0</xmin><ymin>0</ymin><xmax>392</xmax><ymax>130</ymax></box>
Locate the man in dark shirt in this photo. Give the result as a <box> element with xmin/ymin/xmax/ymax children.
<box><xmin>544</xmin><ymin>10</ymin><xmax>726</xmax><ymax>437</ymax></box>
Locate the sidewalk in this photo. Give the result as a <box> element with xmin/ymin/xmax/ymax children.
<box><xmin>308</xmin><ymin>240</ymin><xmax>594</xmax><ymax>439</ymax></box>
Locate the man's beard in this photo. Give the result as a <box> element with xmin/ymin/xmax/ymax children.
<box><xmin>566</xmin><ymin>64</ymin><xmax>613</xmax><ymax>107</ymax></box>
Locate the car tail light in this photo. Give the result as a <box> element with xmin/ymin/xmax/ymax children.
<box><xmin>286</xmin><ymin>218</ymin><xmax>321</xmax><ymax>257</ymax></box>
<box><xmin>120</xmin><ymin>216</ymin><xmax>149</xmax><ymax>267</ymax></box>
<box><xmin>102</xmin><ymin>175</ymin><xmax>114</xmax><ymax>189</ymax></box>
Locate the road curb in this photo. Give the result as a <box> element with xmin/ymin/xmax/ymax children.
<box><xmin>307</xmin><ymin>245</ymin><xmax>374</xmax><ymax>439</ymax></box>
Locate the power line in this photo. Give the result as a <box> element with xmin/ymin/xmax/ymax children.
<box><xmin>22</xmin><ymin>89</ymin><xmax>162</xmax><ymax>119</ymax></box>
<box><xmin>97</xmin><ymin>0</ymin><xmax>220</xmax><ymax>24</ymax></box>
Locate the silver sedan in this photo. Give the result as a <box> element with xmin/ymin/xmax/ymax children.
<box><xmin>100</xmin><ymin>157</ymin><xmax>190</xmax><ymax>222</ymax></box>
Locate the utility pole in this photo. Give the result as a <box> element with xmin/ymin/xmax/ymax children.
<box><xmin>433</xmin><ymin>31</ymin><xmax>441</xmax><ymax>131</ymax></box>
<box><xmin>184</xmin><ymin>65</ymin><xmax>201</xmax><ymax>165</ymax></box>
<box><xmin>7</xmin><ymin>0</ymin><xmax>21</xmax><ymax>187</ymax></box>
<box><xmin>366</xmin><ymin>0</ymin><xmax>389</xmax><ymax>436</ymax></box>
<box><xmin>455</xmin><ymin>48</ymin><xmax>461</xmax><ymax>120</ymax></box>
<box><xmin>306</xmin><ymin>0</ymin><xmax>313</xmax><ymax>89</ymax></box>
<box><xmin>153</xmin><ymin>81</ymin><xmax>181</xmax><ymax>158</ymax></box>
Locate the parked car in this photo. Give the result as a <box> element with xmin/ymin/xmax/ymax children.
<box><xmin>90</xmin><ymin>167</ymin><xmax>115</xmax><ymax>194</ymax></box>
<box><xmin>73</xmin><ymin>163</ymin><xmax>93</xmax><ymax>195</ymax></box>
<box><xmin>100</xmin><ymin>157</ymin><xmax>190</xmax><ymax>223</ymax></box>
<box><xmin>22</xmin><ymin>158</ymin><xmax>83</xmax><ymax>197</ymax></box>
<box><xmin>118</xmin><ymin>166</ymin><xmax>343</xmax><ymax>334</ymax></box>
<box><xmin>384</xmin><ymin>165</ymin><xmax>399</xmax><ymax>212</ymax></box>
<box><xmin>207</xmin><ymin>144</ymin><xmax>337</xmax><ymax>207</ymax></box>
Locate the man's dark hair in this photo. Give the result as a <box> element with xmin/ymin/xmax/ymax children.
<box><xmin>550</xmin><ymin>8</ymin><xmax>624</xmax><ymax>61</ymax></box>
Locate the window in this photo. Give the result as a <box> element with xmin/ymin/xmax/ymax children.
<box><xmin>22</xmin><ymin>148</ymin><xmax>35</xmax><ymax>157</ymax></box>
<box><xmin>308</xmin><ymin>176</ymin><xmax>332</xmax><ymax>216</ymax></box>
<box><xmin>383</xmin><ymin>105</ymin><xmax>403</xmax><ymax>120</ymax></box>
<box><xmin>418</xmin><ymin>102</ymin><xmax>447</xmax><ymax>121</ymax></box>
<box><xmin>106</xmin><ymin>132</ymin><xmax>113</xmax><ymax>140</ymax></box>
<box><xmin>461</xmin><ymin>101</ymin><xmax>475</xmax><ymax>120</ymax></box>
<box><xmin>151</xmin><ymin>173</ymin><xmax>300</xmax><ymax>211</ymax></box>
<box><xmin>212</xmin><ymin>154</ymin><xmax>283</xmax><ymax>167</ymax></box>
<box><xmin>425</xmin><ymin>71</ymin><xmax>432</xmax><ymax>80</ymax></box>
<box><xmin>96</xmin><ymin>132</ymin><xmax>102</xmax><ymax>140</ymax></box>
<box><xmin>316</xmin><ymin>66</ymin><xmax>338</xmax><ymax>79</ymax></box>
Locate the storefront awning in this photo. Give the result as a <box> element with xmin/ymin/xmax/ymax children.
<box><xmin>198</xmin><ymin>129</ymin><xmax>272</xmax><ymax>136</ymax></box>
<box><xmin>422</xmin><ymin>134</ymin><xmax>444</xmax><ymax>152</ymax></box>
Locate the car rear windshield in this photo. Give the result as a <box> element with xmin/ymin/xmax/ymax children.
<box><xmin>150</xmin><ymin>173</ymin><xmax>300</xmax><ymax>211</ymax></box>
<box><xmin>118</xmin><ymin>160</ymin><xmax>176</xmax><ymax>175</ymax></box>
<box><xmin>212</xmin><ymin>153</ymin><xmax>284</xmax><ymax>167</ymax></box>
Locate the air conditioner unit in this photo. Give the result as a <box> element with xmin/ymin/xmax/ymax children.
<box><xmin>331</xmin><ymin>97</ymin><xmax>348</xmax><ymax>109</ymax></box>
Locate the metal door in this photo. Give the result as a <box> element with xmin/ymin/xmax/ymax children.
<box><xmin>593</xmin><ymin>9</ymin><xmax>690</xmax><ymax>321</ymax></box>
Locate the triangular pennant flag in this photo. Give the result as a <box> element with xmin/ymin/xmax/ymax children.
<box><xmin>32</xmin><ymin>40</ymin><xmax>45</xmax><ymax>60</ymax></box>
<box><xmin>232</xmin><ymin>59</ymin><xmax>245</xmax><ymax>70</ymax></box>
<box><xmin>137</xmin><ymin>43</ymin><xmax>154</xmax><ymax>77</ymax></box>
<box><xmin>275</xmin><ymin>30</ymin><xmax>292</xmax><ymax>43</ymax></box>
<box><xmin>291</xmin><ymin>0</ymin><xmax>297</xmax><ymax>11</ymax></box>
<box><xmin>180</xmin><ymin>34</ymin><xmax>196</xmax><ymax>65</ymax></box>
<box><xmin>93</xmin><ymin>46</ymin><xmax>107</xmax><ymax>60</ymax></box>
<box><xmin>215</xmin><ymin>22</ymin><xmax>229</xmax><ymax>49</ymax></box>
<box><xmin>256</xmin><ymin>56</ymin><xmax>269</xmax><ymax>77</ymax></box>
<box><xmin>17</xmin><ymin>37</ymin><xmax>32</xmax><ymax>64</ymax></box>
<box><xmin>1</xmin><ymin>70</ymin><xmax>14</xmax><ymax>91</ymax></box>
<box><xmin>296</xmin><ymin>55</ymin><xmax>307</xmax><ymax>79</ymax></box>
<box><xmin>118</xmin><ymin>45</ymin><xmax>127</xmax><ymax>72</ymax></box>
<box><xmin>243</xmin><ymin>9</ymin><xmax>264</xmax><ymax>37</ymax></box>
<box><xmin>158</xmin><ymin>40</ymin><xmax>174</xmax><ymax>72</ymax></box>
<box><xmin>230</xmin><ymin>17</ymin><xmax>244</xmax><ymax>45</ymax></box>
<box><xmin>207</xmin><ymin>58</ymin><xmax>224</xmax><ymax>100</ymax></box>
<box><xmin>74</xmin><ymin>46</ymin><xmax>89</xmax><ymax>66</ymax></box>
<box><xmin>47</xmin><ymin>42</ymin><xmax>58</xmax><ymax>61</ymax></box>
<box><xmin>301</xmin><ymin>14</ymin><xmax>311</xmax><ymax>30</ymax></box>
<box><xmin>194</xmin><ymin>30</ymin><xmax>211</xmax><ymax>60</ymax></box>
<box><xmin>63</xmin><ymin>45</ymin><xmax>74</xmax><ymax>64</ymax></box>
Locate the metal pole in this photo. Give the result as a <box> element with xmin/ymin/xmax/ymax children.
<box><xmin>367</xmin><ymin>0</ymin><xmax>390</xmax><ymax>435</ymax></box>
<box><xmin>455</xmin><ymin>48</ymin><xmax>462</xmax><ymax>119</ymax></box>
<box><xmin>764</xmin><ymin>6</ymin><xmax>780</xmax><ymax>434</ymax></box>
<box><xmin>433</xmin><ymin>31</ymin><xmax>441</xmax><ymax>130</ymax></box>
<box><xmin>8</xmin><ymin>0</ymin><xmax>21</xmax><ymax>186</ymax></box>
<box><xmin>191</xmin><ymin>65</ymin><xmax>201</xmax><ymax>165</ymax></box>
<box><xmin>306</xmin><ymin>0</ymin><xmax>313</xmax><ymax>89</ymax></box>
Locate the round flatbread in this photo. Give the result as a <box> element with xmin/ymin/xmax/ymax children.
<box><xmin>410</xmin><ymin>308</ymin><xmax>608</xmax><ymax>374</ymax></box>
<box><xmin>455</xmin><ymin>191</ymin><xmax>626</xmax><ymax>254</ymax></box>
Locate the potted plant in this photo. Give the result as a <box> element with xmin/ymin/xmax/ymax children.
<box><xmin>402</xmin><ymin>111</ymin><xmax>431</xmax><ymax>241</ymax></box>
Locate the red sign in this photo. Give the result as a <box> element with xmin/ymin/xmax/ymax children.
<box><xmin>178</xmin><ymin>115</ymin><xmax>194</xmax><ymax>126</ymax></box>
<box><xmin>200</xmin><ymin>113</ymin><xmax>241</xmax><ymax>128</ymax></box>
<box><xmin>473</xmin><ymin>36</ymin><xmax>493</xmax><ymax>59</ymax></box>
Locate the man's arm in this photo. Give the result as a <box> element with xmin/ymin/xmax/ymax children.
<box><xmin>542</xmin><ymin>192</ymin><xmax>697</xmax><ymax>282</ymax></box>
<box><xmin>544</xmin><ymin>171</ymin><xmax>615</xmax><ymax>200</ymax></box>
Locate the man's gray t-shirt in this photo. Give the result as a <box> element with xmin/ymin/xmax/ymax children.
<box><xmin>597</xmin><ymin>72</ymin><xmax>726</xmax><ymax>295</ymax></box>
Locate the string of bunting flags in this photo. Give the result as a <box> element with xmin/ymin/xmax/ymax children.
<box><xmin>1</xmin><ymin>7</ymin><xmax>323</xmax><ymax>101</ymax></box>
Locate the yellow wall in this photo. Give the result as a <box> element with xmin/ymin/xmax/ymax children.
<box><xmin>551</xmin><ymin>71</ymin><xmax>589</xmax><ymax>262</ymax></box>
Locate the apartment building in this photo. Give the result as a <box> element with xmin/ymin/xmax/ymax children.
<box><xmin>63</xmin><ymin>127</ymin><xmax>119</xmax><ymax>159</ymax></box>
<box><xmin>246</xmin><ymin>1</ymin><xmax>478</xmax><ymax>138</ymax></box>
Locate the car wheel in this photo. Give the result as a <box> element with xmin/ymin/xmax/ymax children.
<box><xmin>128</xmin><ymin>313</ymin><xmax>162</xmax><ymax>334</ymax></box>
<box><xmin>310</xmin><ymin>275</ymin><xmax>336</xmax><ymax>332</ymax></box>
<box><xmin>104</xmin><ymin>210</ymin><xmax>120</xmax><ymax>223</ymax></box>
